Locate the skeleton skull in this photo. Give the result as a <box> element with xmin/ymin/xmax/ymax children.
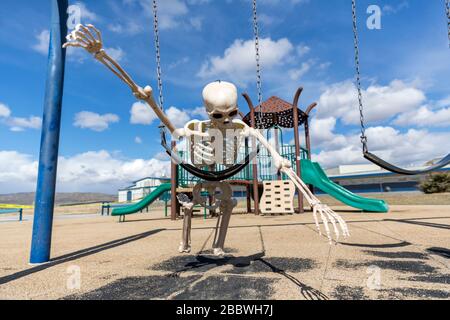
<box><xmin>202</xmin><ymin>81</ymin><xmax>239</xmax><ymax>127</ymax></box>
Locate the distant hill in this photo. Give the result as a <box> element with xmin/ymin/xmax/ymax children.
<box><xmin>0</xmin><ymin>193</ymin><xmax>117</xmax><ymax>206</ymax></box>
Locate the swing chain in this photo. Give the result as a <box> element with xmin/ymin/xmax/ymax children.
<box><xmin>152</xmin><ymin>0</ymin><xmax>164</xmax><ymax>111</ymax></box>
<box><xmin>252</xmin><ymin>0</ymin><xmax>263</xmax><ymax>107</ymax></box>
<box><xmin>351</xmin><ymin>0</ymin><xmax>368</xmax><ymax>153</ymax></box>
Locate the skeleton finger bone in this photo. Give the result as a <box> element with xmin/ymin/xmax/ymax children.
<box><xmin>278</xmin><ymin>166</ymin><xmax>349</xmax><ymax>243</ymax></box>
<box><xmin>316</xmin><ymin>205</ymin><xmax>332</xmax><ymax>244</ymax></box>
<box><xmin>86</xmin><ymin>24</ymin><xmax>103</xmax><ymax>43</ymax></box>
<box><xmin>74</xmin><ymin>31</ymin><xmax>92</xmax><ymax>45</ymax></box>
<box><xmin>78</xmin><ymin>24</ymin><xmax>96</xmax><ymax>42</ymax></box>
<box><xmin>312</xmin><ymin>206</ymin><xmax>322</xmax><ymax>236</ymax></box>
<box><xmin>324</xmin><ymin>206</ymin><xmax>340</xmax><ymax>240</ymax></box>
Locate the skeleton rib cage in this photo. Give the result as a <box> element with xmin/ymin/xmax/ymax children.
<box><xmin>187</xmin><ymin>122</ymin><xmax>245</xmax><ymax>169</ymax></box>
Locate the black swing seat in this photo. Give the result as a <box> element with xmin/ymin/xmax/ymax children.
<box><xmin>364</xmin><ymin>151</ymin><xmax>450</xmax><ymax>176</ymax></box>
<box><xmin>160</xmin><ymin>128</ymin><xmax>259</xmax><ymax>182</ymax></box>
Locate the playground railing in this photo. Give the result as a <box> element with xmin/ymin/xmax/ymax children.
<box><xmin>0</xmin><ymin>208</ymin><xmax>23</xmax><ymax>221</ymax></box>
<box><xmin>177</xmin><ymin>144</ymin><xmax>308</xmax><ymax>187</ymax></box>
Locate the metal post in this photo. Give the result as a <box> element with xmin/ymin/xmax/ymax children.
<box><xmin>164</xmin><ymin>199</ymin><xmax>168</xmax><ymax>217</ymax></box>
<box><xmin>170</xmin><ymin>141</ymin><xmax>180</xmax><ymax>220</ymax></box>
<box><xmin>249</xmin><ymin>101</ymin><xmax>260</xmax><ymax>215</ymax></box>
<box><xmin>30</xmin><ymin>0</ymin><xmax>68</xmax><ymax>264</ymax></box>
<box><xmin>304</xmin><ymin>102</ymin><xmax>317</xmax><ymax>194</ymax></box>
<box><xmin>293</xmin><ymin>88</ymin><xmax>304</xmax><ymax>214</ymax></box>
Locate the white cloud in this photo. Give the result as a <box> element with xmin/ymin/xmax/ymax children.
<box><xmin>383</xmin><ymin>1</ymin><xmax>409</xmax><ymax>15</ymax></box>
<box><xmin>288</xmin><ymin>61</ymin><xmax>312</xmax><ymax>81</ymax></box>
<box><xmin>317</xmin><ymin>80</ymin><xmax>426</xmax><ymax>125</ymax></box>
<box><xmin>394</xmin><ymin>102</ymin><xmax>450</xmax><ymax>128</ymax></box>
<box><xmin>136</xmin><ymin>0</ymin><xmax>188</xmax><ymax>30</ymax></box>
<box><xmin>130</xmin><ymin>101</ymin><xmax>158</xmax><ymax>125</ymax></box>
<box><xmin>198</xmin><ymin>37</ymin><xmax>294</xmax><ymax>85</ymax></box>
<box><xmin>108</xmin><ymin>21</ymin><xmax>143</xmax><ymax>35</ymax></box>
<box><xmin>255</xmin><ymin>13</ymin><xmax>281</xmax><ymax>26</ymax></box>
<box><xmin>309</xmin><ymin>117</ymin><xmax>348</xmax><ymax>150</ymax></box>
<box><xmin>32</xmin><ymin>29</ymin><xmax>124</xmax><ymax>63</ymax></box>
<box><xmin>0</xmin><ymin>103</ymin><xmax>12</xmax><ymax>118</ymax></box>
<box><xmin>189</xmin><ymin>17</ymin><xmax>204</xmax><ymax>31</ymax></box>
<box><xmin>190</xmin><ymin>106</ymin><xmax>209</xmax><ymax>119</ymax></box>
<box><xmin>154</xmin><ymin>151</ymin><xmax>170</xmax><ymax>161</ymax></box>
<box><xmin>73</xmin><ymin>1</ymin><xmax>100</xmax><ymax>23</ymax></box>
<box><xmin>135</xmin><ymin>136</ymin><xmax>143</xmax><ymax>144</ymax></box>
<box><xmin>104</xmin><ymin>47</ymin><xmax>125</xmax><ymax>62</ymax></box>
<box><xmin>130</xmin><ymin>102</ymin><xmax>193</xmax><ymax>128</ymax></box>
<box><xmin>6</xmin><ymin>117</ymin><xmax>42</xmax><ymax>132</ymax></box>
<box><xmin>166</xmin><ymin>106</ymin><xmax>191</xmax><ymax>128</ymax></box>
<box><xmin>296</xmin><ymin>44</ymin><xmax>311</xmax><ymax>57</ymax></box>
<box><xmin>0</xmin><ymin>150</ymin><xmax>171</xmax><ymax>194</ymax></box>
<box><xmin>74</xmin><ymin>111</ymin><xmax>119</xmax><ymax>132</ymax></box>
<box><xmin>32</xmin><ymin>30</ymin><xmax>50</xmax><ymax>55</ymax></box>
<box><xmin>0</xmin><ymin>151</ymin><xmax>38</xmax><ymax>193</ymax></box>
<box><xmin>309</xmin><ymin>120</ymin><xmax>450</xmax><ymax>169</ymax></box>
<box><xmin>0</xmin><ymin>103</ymin><xmax>41</xmax><ymax>132</ymax></box>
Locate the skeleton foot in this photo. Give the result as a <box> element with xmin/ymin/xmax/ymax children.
<box><xmin>312</xmin><ymin>203</ymin><xmax>350</xmax><ymax>244</ymax></box>
<box><xmin>213</xmin><ymin>247</ymin><xmax>226</xmax><ymax>257</ymax></box>
<box><xmin>178</xmin><ymin>242</ymin><xmax>191</xmax><ymax>253</ymax></box>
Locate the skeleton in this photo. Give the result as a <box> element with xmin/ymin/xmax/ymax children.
<box><xmin>64</xmin><ymin>24</ymin><xmax>350</xmax><ymax>257</ymax></box>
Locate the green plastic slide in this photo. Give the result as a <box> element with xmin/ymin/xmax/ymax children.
<box><xmin>112</xmin><ymin>183</ymin><xmax>172</xmax><ymax>216</ymax></box>
<box><xmin>300</xmin><ymin>160</ymin><xmax>389</xmax><ymax>213</ymax></box>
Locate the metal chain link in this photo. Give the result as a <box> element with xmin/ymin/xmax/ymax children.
<box><xmin>152</xmin><ymin>0</ymin><xmax>164</xmax><ymax>111</ymax></box>
<box><xmin>351</xmin><ymin>0</ymin><xmax>368</xmax><ymax>152</ymax></box>
<box><xmin>446</xmin><ymin>0</ymin><xmax>450</xmax><ymax>47</ymax></box>
<box><xmin>252</xmin><ymin>0</ymin><xmax>264</xmax><ymax>126</ymax></box>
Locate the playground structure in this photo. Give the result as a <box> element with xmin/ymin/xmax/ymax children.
<box><xmin>111</xmin><ymin>91</ymin><xmax>389</xmax><ymax>221</ymax></box>
<box><xmin>29</xmin><ymin>0</ymin><xmax>447</xmax><ymax>263</ymax></box>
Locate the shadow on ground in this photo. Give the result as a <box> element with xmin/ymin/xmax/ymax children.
<box><xmin>66</xmin><ymin>252</ymin><xmax>329</xmax><ymax>300</ymax></box>
<box><xmin>0</xmin><ymin>228</ymin><xmax>165</xmax><ymax>286</ymax></box>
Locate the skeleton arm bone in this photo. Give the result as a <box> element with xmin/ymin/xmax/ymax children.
<box><xmin>63</xmin><ymin>24</ymin><xmax>176</xmax><ymax>133</ymax></box>
<box><xmin>246</xmin><ymin>126</ymin><xmax>349</xmax><ymax>241</ymax></box>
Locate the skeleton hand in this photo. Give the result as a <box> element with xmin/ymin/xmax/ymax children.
<box><xmin>281</xmin><ymin>167</ymin><xmax>349</xmax><ymax>244</ymax></box>
<box><xmin>63</xmin><ymin>24</ymin><xmax>103</xmax><ymax>57</ymax></box>
<box><xmin>310</xmin><ymin>201</ymin><xmax>350</xmax><ymax>244</ymax></box>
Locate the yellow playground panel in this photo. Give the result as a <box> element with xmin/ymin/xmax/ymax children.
<box><xmin>0</xmin><ymin>204</ymin><xmax>33</xmax><ymax>209</ymax></box>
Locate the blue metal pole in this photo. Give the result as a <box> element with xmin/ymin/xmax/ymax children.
<box><xmin>30</xmin><ymin>0</ymin><xmax>68</xmax><ymax>264</ymax></box>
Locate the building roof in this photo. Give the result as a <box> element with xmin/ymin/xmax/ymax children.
<box><xmin>326</xmin><ymin>163</ymin><xmax>450</xmax><ymax>180</ymax></box>
<box><xmin>132</xmin><ymin>176</ymin><xmax>171</xmax><ymax>184</ymax></box>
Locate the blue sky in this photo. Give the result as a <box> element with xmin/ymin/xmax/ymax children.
<box><xmin>0</xmin><ymin>0</ymin><xmax>449</xmax><ymax>193</ymax></box>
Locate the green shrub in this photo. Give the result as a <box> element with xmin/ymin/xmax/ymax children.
<box><xmin>420</xmin><ymin>173</ymin><xmax>450</xmax><ymax>194</ymax></box>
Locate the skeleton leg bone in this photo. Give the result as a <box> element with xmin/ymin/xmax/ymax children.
<box><xmin>212</xmin><ymin>199</ymin><xmax>236</xmax><ymax>257</ymax></box>
<box><xmin>177</xmin><ymin>194</ymin><xmax>195</xmax><ymax>253</ymax></box>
